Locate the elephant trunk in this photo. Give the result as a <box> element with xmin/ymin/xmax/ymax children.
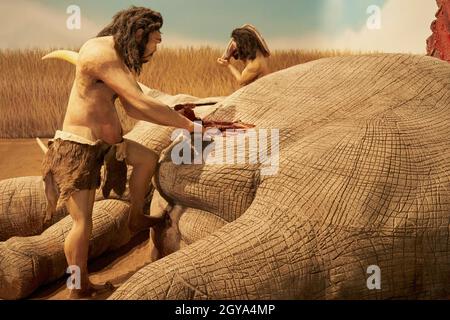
<box><xmin>110</xmin><ymin>199</ymin><xmax>308</xmax><ymax>299</ymax></box>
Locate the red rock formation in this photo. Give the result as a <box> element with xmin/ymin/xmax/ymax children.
<box><xmin>427</xmin><ymin>0</ymin><xmax>450</xmax><ymax>62</ymax></box>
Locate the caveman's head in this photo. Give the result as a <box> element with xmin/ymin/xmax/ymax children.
<box><xmin>97</xmin><ymin>6</ymin><xmax>163</xmax><ymax>75</ymax></box>
<box><xmin>231</xmin><ymin>28</ymin><xmax>265</xmax><ymax>61</ymax></box>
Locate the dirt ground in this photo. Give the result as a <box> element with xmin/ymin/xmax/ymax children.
<box><xmin>0</xmin><ymin>139</ymin><xmax>153</xmax><ymax>300</ymax></box>
<box><xmin>0</xmin><ymin>139</ymin><xmax>46</xmax><ymax>180</ymax></box>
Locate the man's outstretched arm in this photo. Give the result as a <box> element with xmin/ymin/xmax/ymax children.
<box><xmin>80</xmin><ymin>50</ymin><xmax>195</xmax><ymax>132</ymax></box>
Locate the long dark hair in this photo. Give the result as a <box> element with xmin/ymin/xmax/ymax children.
<box><xmin>231</xmin><ymin>28</ymin><xmax>265</xmax><ymax>61</ymax></box>
<box><xmin>97</xmin><ymin>6</ymin><xmax>163</xmax><ymax>75</ymax></box>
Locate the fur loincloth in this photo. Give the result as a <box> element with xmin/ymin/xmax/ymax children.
<box><xmin>42</xmin><ymin>130</ymin><xmax>127</xmax><ymax>216</ymax></box>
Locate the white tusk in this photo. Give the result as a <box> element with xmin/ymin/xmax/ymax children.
<box><xmin>42</xmin><ymin>50</ymin><xmax>79</xmax><ymax>65</ymax></box>
<box><xmin>36</xmin><ymin>137</ymin><xmax>48</xmax><ymax>154</ymax></box>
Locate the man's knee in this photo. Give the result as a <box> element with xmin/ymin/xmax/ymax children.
<box><xmin>71</xmin><ymin>217</ymin><xmax>93</xmax><ymax>236</ymax></box>
<box><xmin>130</xmin><ymin>147</ymin><xmax>158</xmax><ymax>169</ymax></box>
<box><xmin>124</xmin><ymin>139</ymin><xmax>157</xmax><ymax>161</ymax></box>
<box><xmin>66</xmin><ymin>189</ymin><xmax>95</xmax><ymax>221</ymax></box>
<box><xmin>142</xmin><ymin>149</ymin><xmax>158</xmax><ymax>167</ymax></box>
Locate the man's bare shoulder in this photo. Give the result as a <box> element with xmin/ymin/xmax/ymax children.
<box><xmin>78</xmin><ymin>37</ymin><xmax>120</xmax><ymax>73</ymax></box>
<box><xmin>246</xmin><ymin>58</ymin><xmax>263</xmax><ymax>73</ymax></box>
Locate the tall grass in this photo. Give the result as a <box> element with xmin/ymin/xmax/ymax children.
<box><xmin>0</xmin><ymin>47</ymin><xmax>351</xmax><ymax>138</ymax></box>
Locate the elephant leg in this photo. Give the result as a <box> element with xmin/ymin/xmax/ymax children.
<box><xmin>0</xmin><ymin>199</ymin><xmax>134</xmax><ymax>300</ymax></box>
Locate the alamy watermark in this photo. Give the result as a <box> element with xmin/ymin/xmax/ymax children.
<box><xmin>168</xmin><ymin>125</ymin><xmax>280</xmax><ymax>176</ymax></box>
<box><xmin>66</xmin><ymin>265</ymin><xmax>81</xmax><ymax>289</ymax></box>
<box><xmin>66</xmin><ymin>5</ymin><xmax>81</xmax><ymax>30</ymax></box>
<box><xmin>366</xmin><ymin>5</ymin><xmax>381</xmax><ymax>30</ymax></box>
<box><xmin>366</xmin><ymin>265</ymin><xmax>381</xmax><ymax>290</ymax></box>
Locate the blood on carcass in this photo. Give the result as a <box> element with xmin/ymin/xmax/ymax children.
<box><xmin>174</xmin><ymin>104</ymin><xmax>255</xmax><ymax>134</ymax></box>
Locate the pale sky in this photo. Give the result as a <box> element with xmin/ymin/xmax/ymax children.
<box><xmin>0</xmin><ymin>0</ymin><xmax>438</xmax><ymax>53</ymax></box>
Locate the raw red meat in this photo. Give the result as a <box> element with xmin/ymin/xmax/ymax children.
<box><xmin>174</xmin><ymin>104</ymin><xmax>255</xmax><ymax>133</ymax></box>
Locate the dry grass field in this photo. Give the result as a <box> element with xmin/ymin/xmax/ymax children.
<box><xmin>0</xmin><ymin>47</ymin><xmax>352</xmax><ymax>138</ymax></box>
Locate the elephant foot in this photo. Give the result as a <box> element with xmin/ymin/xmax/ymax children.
<box><xmin>68</xmin><ymin>281</ymin><xmax>116</xmax><ymax>299</ymax></box>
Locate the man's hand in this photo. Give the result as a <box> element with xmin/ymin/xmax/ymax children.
<box><xmin>217</xmin><ymin>58</ymin><xmax>230</xmax><ymax>67</ymax></box>
<box><xmin>173</xmin><ymin>104</ymin><xmax>208</xmax><ymax>134</ymax></box>
<box><xmin>173</xmin><ymin>103</ymin><xmax>196</xmax><ymax>111</ymax></box>
<box><xmin>174</xmin><ymin>103</ymin><xmax>198</xmax><ymax>122</ymax></box>
<box><xmin>189</xmin><ymin>121</ymin><xmax>206</xmax><ymax>134</ymax></box>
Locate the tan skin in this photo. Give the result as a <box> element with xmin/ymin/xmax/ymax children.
<box><xmin>62</xmin><ymin>30</ymin><xmax>199</xmax><ymax>298</ymax></box>
<box><xmin>217</xmin><ymin>41</ymin><xmax>270</xmax><ymax>86</ymax></box>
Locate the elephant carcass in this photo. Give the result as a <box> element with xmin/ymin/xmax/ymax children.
<box><xmin>111</xmin><ymin>54</ymin><xmax>450</xmax><ymax>300</ymax></box>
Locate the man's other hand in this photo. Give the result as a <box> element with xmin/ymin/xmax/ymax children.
<box><xmin>217</xmin><ymin>58</ymin><xmax>230</xmax><ymax>67</ymax></box>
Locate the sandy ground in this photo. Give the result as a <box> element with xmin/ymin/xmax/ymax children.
<box><xmin>0</xmin><ymin>139</ymin><xmax>46</xmax><ymax>180</ymax></box>
<box><xmin>0</xmin><ymin>139</ymin><xmax>153</xmax><ymax>300</ymax></box>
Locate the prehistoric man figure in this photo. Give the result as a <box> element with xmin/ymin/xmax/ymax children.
<box><xmin>217</xmin><ymin>24</ymin><xmax>271</xmax><ymax>86</ymax></box>
<box><xmin>41</xmin><ymin>6</ymin><xmax>200</xmax><ymax>298</ymax></box>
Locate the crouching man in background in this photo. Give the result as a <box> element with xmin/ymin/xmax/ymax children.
<box><xmin>217</xmin><ymin>24</ymin><xmax>271</xmax><ymax>86</ymax></box>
